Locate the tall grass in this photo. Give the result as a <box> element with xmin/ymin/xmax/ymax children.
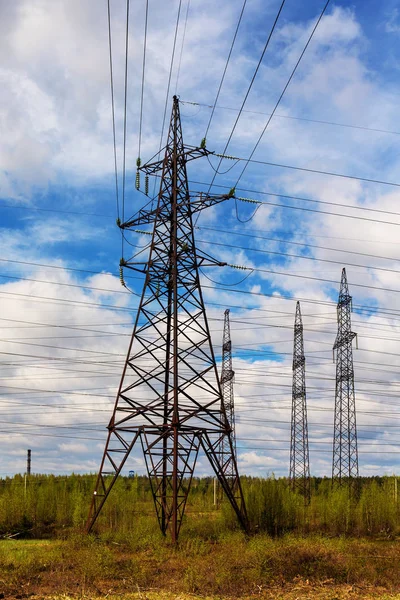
<box><xmin>0</xmin><ymin>473</ymin><xmax>399</xmax><ymax>538</ymax></box>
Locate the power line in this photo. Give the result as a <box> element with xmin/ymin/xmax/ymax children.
<box><xmin>158</xmin><ymin>0</ymin><xmax>182</xmax><ymax>154</ymax></box>
<box><xmin>0</xmin><ymin>273</ymin><xmax>132</xmax><ymax>296</ymax></box>
<box><xmin>3</xmin><ymin>257</ymin><xmax>400</xmax><ymax>323</ymax></box>
<box><xmin>0</xmin><ymin>275</ymin><xmax>399</xmax><ymax>324</ymax></box>
<box><xmin>121</xmin><ymin>0</ymin><xmax>130</xmax><ymax>228</ymax></box>
<box><xmin>138</xmin><ymin>0</ymin><xmax>149</xmax><ymax>162</ymax></box>
<box><xmin>150</xmin><ymin>0</ymin><xmax>183</xmax><ymax>204</ymax></box>
<box><xmin>198</xmin><ymin>238</ymin><xmax>400</xmax><ymax>294</ymax></box>
<box><xmin>197</xmin><ymin>237</ymin><xmax>400</xmax><ymax>278</ymax></box>
<box><xmin>206</xmin><ymin>0</ymin><xmax>287</xmax><ymax>195</ymax></box>
<box><xmin>107</xmin><ymin>0</ymin><xmax>120</xmax><ymax>220</ymax></box>
<box><xmin>0</xmin><ymin>308</ymin><xmax>398</xmax><ymax>351</ymax></box>
<box><xmin>175</xmin><ymin>0</ymin><xmax>191</xmax><ymax>94</ymax></box>
<box><xmin>0</xmin><ymin>337</ymin><xmax>125</xmax><ymax>357</ymax></box>
<box><xmin>204</xmin><ymin>0</ymin><xmax>247</xmax><ymax>139</ymax></box>
<box><xmin>213</xmin><ymin>154</ymin><xmax>400</xmax><ymax>191</ymax></box>
<box><xmin>0</xmin><ymin>203</ymin><xmax>111</xmax><ymax>219</ymax></box>
<box><xmin>198</xmin><ymin>225</ymin><xmax>400</xmax><ymax>260</ymax></box>
<box><xmin>151</xmin><ymin>175</ymin><xmax>400</xmax><ymax>226</ymax></box>
<box><xmin>234</xmin><ymin>0</ymin><xmax>331</xmax><ymax>188</ymax></box>
<box><xmin>182</xmin><ymin>100</ymin><xmax>400</xmax><ymax>138</ymax></box>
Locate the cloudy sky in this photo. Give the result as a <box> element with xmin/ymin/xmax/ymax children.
<box><xmin>1</xmin><ymin>0</ymin><xmax>400</xmax><ymax>479</ymax></box>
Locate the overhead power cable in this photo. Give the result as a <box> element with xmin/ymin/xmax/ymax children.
<box><xmin>212</xmin><ymin>154</ymin><xmax>400</xmax><ymax>191</ymax></box>
<box><xmin>150</xmin><ymin>0</ymin><xmax>183</xmax><ymax>203</ymax></box>
<box><xmin>158</xmin><ymin>0</ymin><xmax>182</xmax><ymax>155</ymax></box>
<box><xmin>182</xmin><ymin>100</ymin><xmax>400</xmax><ymax>138</ymax></box>
<box><xmin>0</xmin><ymin>202</ymin><xmax>111</xmax><ymax>218</ymax></box>
<box><xmin>0</xmin><ymin>273</ymin><xmax>132</xmax><ymax>296</ymax></box>
<box><xmin>196</xmin><ymin>237</ymin><xmax>400</xmax><ymax>277</ymax></box>
<box><xmin>138</xmin><ymin>174</ymin><xmax>400</xmax><ymax>225</ymax></box>
<box><xmin>204</xmin><ymin>0</ymin><xmax>248</xmax><ymax>139</ymax></box>
<box><xmin>122</xmin><ymin>0</ymin><xmax>130</xmax><ymax>228</ymax></box>
<box><xmin>138</xmin><ymin>0</ymin><xmax>149</xmax><ymax>162</ymax></box>
<box><xmin>0</xmin><ymin>266</ymin><xmax>397</xmax><ymax>319</ymax></box>
<box><xmin>107</xmin><ymin>0</ymin><xmax>120</xmax><ymax>220</ymax></box>
<box><xmin>175</xmin><ymin>0</ymin><xmax>191</xmax><ymax>94</ymax></box>
<box><xmin>234</xmin><ymin>0</ymin><xmax>331</xmax><ymax>188</ymax></box>
<box><xmin>0</xmin><ymin>316</ymin><xmax>131</xmax><ymax>336</ymax></box>
<box><xmin>1</xmin><ymin>273</ymin><xmax>400</xmax><ymax>321</ymax></box>
<box><xmin>206</xmin><ymin>0</ymin><xmax>287</xmax><ymax>195</ymax></box>
<box><xmin>3</xmin><ymin>257</ymin><xmax>400</xmax><ymax>319</ymax></box>
<box><xmin>197</xmin><ymin>225</ymin><xmax>400</xmax><ymax>263</ymax></box>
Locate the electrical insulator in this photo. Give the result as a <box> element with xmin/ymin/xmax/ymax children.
<box><xmin>135</xmin><ymin>171</ymin><xmax>140</xmax><ymax>190</ymax></box>
<box><xmin>145</xmin><ymin>175</ymin><xmax>149</xmax><ymax>196</ymax></box>
<box><xmin>119</xmin><ymin>266</ymin><xmax>126</xmax><ymax>287</ymax></box>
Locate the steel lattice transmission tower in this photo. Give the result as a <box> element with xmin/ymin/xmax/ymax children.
<box><xmin>289</xmin><ymin>301</ymin><xmax>310</xmax><ymax>501</ymax></box>
<box><xmin>220</xmin><ymin>309</ymin><xmax>237</xmax><ymax>488</ymax></box>
<box><xmin>86</xmin><ymin>96</ymin><xmax>248</xmax><ymax>542</ymax></box>
<box><xmin>332</xmin><ymin>268</ymin><xmax>359</xmax><ymax>484</ymax></box>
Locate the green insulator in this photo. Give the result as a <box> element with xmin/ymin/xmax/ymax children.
<box><xmin>200</xmin><ymin>137</ymin><xmax>206</xmax><ymax>149</ymax></box>
<box><xmin>228</xmin><ymin>187</ymin><xmax>236</xmax><ymax>198</ymax></box>
<box><xmin>116</xmin><ymin>217</ymin><xmax>121</xmax><ymax>227</ymax></box>
<box><xmin>119</xmin><ymin>266</ymin><xmax>126</xmax><ymax>287</ymax></box>
<box><xmin>145</xmin><ymin>175</ymin><xmax>149</xmax><ymax>196</ymax></box>
<box><xmin>136</xmin><ymin>157</ymin><xmax>141</xmax><ymax>168</ymax></box>
<box><xmin>135</xmin><ymin>170</ymin><xmax>140</xmax><ymax>190</ymax></box>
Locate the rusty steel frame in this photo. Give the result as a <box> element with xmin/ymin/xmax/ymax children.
<box><xmin>289</xmin><ymin>301</ymin><xmax>310</xmax><ymax>502</ymax></box>
<box><xmin>332</xmin><ymin>268</ymin><xmax>359</xmax><ymax>485</ymax></box>
<box><xmin>86</xmin><ymin>96</ymin><xmax>248</xmax><ymax>542</ymax></box>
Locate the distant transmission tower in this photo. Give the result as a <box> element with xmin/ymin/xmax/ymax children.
<box><xmin>332</xmin><ymin>268</ymin><xmax>359</xmax><ymax>484</ymax></box>
<box><xmin>220</xmin><ymin>309</ymin><xmax>237</xmax><ymax>489</ymax></box>
<box><xmin>86</xmin><ymin>96</ymin><xmax>248</xmax><ymax>542</ymax></box>
<box><xmin>289</xmin><ymin>301</ymin><xmax>310</xmax><ymax>501</ymax></box>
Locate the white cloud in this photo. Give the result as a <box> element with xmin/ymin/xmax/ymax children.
<box><xmin>0</xmin><ymin>0</ymin><xmax>398</xmax><ymax>481</ymax></box>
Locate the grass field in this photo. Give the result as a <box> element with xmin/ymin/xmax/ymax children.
<box><xmin>1</xmin><ymin>531</ymin><xmax>400</xmax><ymax>599</ymax></box>
<box><xmin>1</xmin><ymin>475</ymin><xmax>400</xmax><ymax>598</ymax></box>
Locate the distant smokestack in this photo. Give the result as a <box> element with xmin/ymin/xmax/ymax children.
<box><xmin>27</xmin><ymin>449</ymin><xmax>31</xmax><ymax>476</ymax></box>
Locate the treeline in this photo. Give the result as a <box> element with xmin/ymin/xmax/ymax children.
<box><xmin>0</xmin><ymin>473</ymin><xmax>399</xmax><ymax>538</ymax></box>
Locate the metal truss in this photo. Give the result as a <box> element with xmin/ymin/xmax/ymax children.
<box><xmin>219</xmin><ymin>309</ymin><xmax>237</xmax><ymax>491</ymax></box>
<box><xmin>86</xmin><ymin>96</ymin><xmax>248</xmax><ymax>542</ymax></box>
<box><xmin>332</xmin><ymin>268</ymin><xmax>359</xmax><ymax>484</ymax></box>
<box><xmin>289</xmin><ymin>301</ymin><xmax>310</xmax><ymax>502</ymax></box>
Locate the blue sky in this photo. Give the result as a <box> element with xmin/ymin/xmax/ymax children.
<box><xmin>1</xmin><ymin>0</ymin><xmax>400</xmax><ymax>478</ymax></box>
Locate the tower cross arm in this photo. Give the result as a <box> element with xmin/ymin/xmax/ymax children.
<box><xmin>333</xmin><ymin>330</ymin><xmax>356</xmax><ymax>350</ymax></box>
<box><xmin>138</xmin><ymin>147</ymin><xmax>216</xmax><ymax>176</ymax></box>
<box><xmin>120</xmin><ymin>192</ymin><xmax>233</xmax><ymax>229</ymax></box>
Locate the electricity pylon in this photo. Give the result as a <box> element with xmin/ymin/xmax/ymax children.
<box><xmin>332</xmin><ymin>268</ymin><xmax>359</xmax><ymax>484</ymax></box>
<box><xmin>289</xmin><ymin>301</ymin><xmax>310</xmax><ymax>502</ymax></box>
<box><xmin>220</xmin><ymin>309</ymin><xmax>237</xmax><ymax>489</ymax></box>
<box><xmin>86</xmin><ymin>96</ymin><xmax>248</xmax><ymax>542</ymax></box>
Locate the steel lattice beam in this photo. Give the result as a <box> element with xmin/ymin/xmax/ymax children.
<box><xmin>332</xmin><ymin>268</ymin><xmax>359</xmax><ymax>484</ymax></box>
<box><xmin>289</xmin><ymin>301</ymin><xmax>310</xmax><ymax>501</ymax></box>
<box><xmin>219</xmin><ymin>309</ymin><xmax>237</xmax><ymax>489</ymax></box>
<box><xmin>86</xmin><ymin>96</ymin><xmax>248</xmax><ymax>542</ymax></box>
